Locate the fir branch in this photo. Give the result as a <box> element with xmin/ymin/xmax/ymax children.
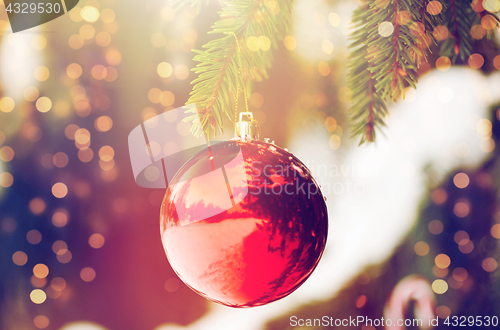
<box><xmin>185</xmin><ymin>0</ymin><xmax>293</xmax><ymax>138</ymax></box>
<box><xmin>348</xmin><ymin>0</ymin><xmax>429</xmax><ymax>143</ymax></box>
<box><xmin>439</xmin><ymin>0</ymin><xmax>480</xmax><ymax>61</ymax></box>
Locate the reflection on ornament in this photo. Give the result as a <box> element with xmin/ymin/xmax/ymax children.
<box><xmin>160</xmin><ymin>139</ymin><xmax>328</xmax><ymax>307</ymax></box>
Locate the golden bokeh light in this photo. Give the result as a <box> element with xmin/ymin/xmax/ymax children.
<box><xmin>355</xmin><ymin>295</ymin><xmax>367</xmax><ymax>308</ymax></box>
<box><xmin>470</xmin><ymin>25</ymin><xmax>486</xmax><ymax>39</ymax></box>
<box><xmin>24</xmin><ymin>86</ymin><xmax>40</xmax><ymax>102</ymax></box>
<box><xmin>325</xmin><ymin>117</ymin><xmax>337</xmax><ymax>132</ymax></box>
<box><xmin>161</xmin><ymin>91</ymin><xmax>175</xmax><ymax>106</ymax></box>
<box><xmin>68</xmin><ymin>34</ymin><xmax>85</xmax><ymax>49</ymax></box>
<box><xmin>318</xmin><ymin>61</ymin><xmax>331</xmax><ymax>76</ymax></box>
<box><xmin>435</xmin><ymin>306</ymin><xmax>451</xmax><ymax>319</ymax></box>
<box><xmin>99</xmin><ymin>159</ymin><xmax>115</xmax><ymax>171</ymax></box>
<box><xmin>78</xmin><ymin>148</ymin><xmax>94</xmax><ymax>163</ymax></box>
<box><xmin>174</xmin><ymin>64</ymin><xmax>189</xmax><ymax>80</ymax></box>
<box><xmin>428</xmin><ymin>219</ymin><xmax>444</xmax><ymax>235</ymax></box>
<box><xmin>436</xmin><ymin>56</ymin><xmax>451</xmax><ymax>71</ymax></box>
<box><xmin>80</xmin><ymin>24</ymin><xmax>96</xmax><ymax>40</ymax></box>
<box><xmin>453</xmin><ymin>200</ymin><xmax>470</xmax><ymax>217</ymax></box>
<box><xmin>491</xmin><ymin>223</ymin><xmax>500</xmax><ymax>239</ymax></box>
<box><xmin>329</xmin><ymin>12</ymin><xmax>340</xmax><ymax>27</ymax></box>
<box><xmin>321</xmin><ymin>39</ymin><xmax>334</xmax><ymax>54</ymax></box>
<box><xmin>164</xmin><ymin>278</ymin><xmax>180</xmax><ymax>292</ymax></box>
<box><xmin>100</xmin><ymin>8</ymin><xmax>116</xmax><ymax>23</ymax></box>
<box><xmin>89</xmin><ymin>233</ymin><xmax>105</xmax><ymax>249</ymax></box>
<box><xmin>52</xmin><ymin>209</ymin><xmax>69</xmax><ymax>228</ymax></box>
<box><xmin>33</xmin><ymin>263</ymin><xmax>49</xmax><ymax>279</ymax></box>
<box><xmin>433</xmin><ymin>25</ymin><xmax>448</xmax><ymax>41</ymax></box>
<box><xmin>53</xmin><ymin>152</ymin><xmax>69</xmax><ymax>168</ymax></box>
<box><xmin>468</xmin><ymin>53</ymin><xmax>484</xmax><ymax>69</ymax></box>
<box><xmin>157</xmin><ymin>62</ymin><xmax>173</xmax><ymax>78</ymax></box>
<box><xmin>29</xmin><ymin>198</ymin><xmax>46</xmax><ymax>215</ymax></box>
<box><xmin>74</xmin><ymin>128</ymin><xmax>91</xmax><ymax>145</ymax></box>
<box><xmin>0</xmin><ymin>146</ymin><xmax>14</xmax><ymax>162</ymax></box>
<box><xmin>34</xmin><ymin>66</ymin><xmax>50</xmax><ymax>81</ymax></box>
<box><xmin>57</xmin><ymin>250</ymin><xmax>72</xmax><ymax>264</ymax></box>
<box><xmin>52</xmin><ymin>240</ymin><xmax>68</xmax><ymax>254</ymax></box>
<box><xmin>99</xmin><ymin>146</ymin><xmax>115</xmax><ymax>162</ymax></box>
<box><xmin>414</xmin><ymin>241</ymin><xmax>430</xmax><ymax>256</ymax></box>
<box><xmin>95</xmin><ymin>116</ymin><xmax>113</xmax><ymax>132</ymax></box>
<box><xmin>378</xmin><ymin>21</ymin><xmax>394</xmax><ymax>37</ymax></box>
<box><xmin>80</xmin><ymin>267</ymin><xmax>96</xmax><ymax>282</ymax></box>
<box><xmin>431</xmin><ymin>279</ymin><xmax>448</xmax><ymax>294</ymax></box>
<box><xmin>433</xmin><ymin>265</ymin><xmax>448</xmax><ymax>278</ymax></box>
<box><xmin>12</xmin><ymin>251</ymin><xmax>28</xmax><ymax>266</ymax></box>
<box><xmin>480</xmin><ymin>138</ymin><xmax>495</xmax><ymax>153</ymax></box>
<box><xmin>453</xmin><ymin>172</ymin><xmax>469</xmax><ymax>189</ymax></box>
<box><xmin>105</xmin><ymin>49</ymin><xmax>122</xmax><ymax>66</ymax></box>
<box><xmin>484</xmin><ymin>0</ymin><xmax>500</xmax><ymax>12</ymax></box>
<box><xmin>30</xmin><ymin>289</ymin><xmax>47</xmax><ymax>304</ymax></box>
<box><xmin>0</xmin><ymin>97</ymin><xmax>15</xmax><ymax>113</ymax></box>
<box><xmin>329</xmin><ymin>135</ymin><xmax>341</xmax><ymax>150</ymax></box>
<box><xmin>52</xmin><ymin>182</ymin><xmax>68</xmax><ymax>199</ymax></box>
<box><xmin>51</xmin><ymin>277</ymin><xmax>67</xmax><ymax>291</ymax></box>
<box><xmin>246</xmin><ymin>36</ymin><xmax>260</xmax><ymax>52</ymax></box>
<box><xmin>395</xmin><ymin>10</ymin><xmax>411</xmax><ymax>25</ymax></box>
<box><xmin>258</xmin><ymin>36</ymin><xmax>271</xmax><ymax>51</ymax></box>
<box><xmin>477</xmin><ymin>118</ymin><xmax>492</xmax><ymax>136</ymax></box>
<box><xmin>148</xmin><ymin>88</ymin><xmax>163</xmax><ymax>104</ymax></box>
<box><xmin>69</xmin><ymin>7</ymin><xmax>83</xmax><ymax>22</ymax></box>
<box><xmin>0</xmin><ymin>172</ymin><xmax>14</xmax><ymax>188</ymax></box>
<box><xmin>33</xmin><ymin>315</ymin><xmax>50</xmax><ymax>329</ymax></box>
<box><xmin>454</xmin><ymin>230</ymin><xmax>469</xmax><ymax>244</ymax></box>
<box><xmin>482</xmin><ymin>15</ymin><xmax>497</xmax><ymax>30</ymax></box>
<box><xmin>427</xmin><ymin>1</ymin><xmax>442</xmax><ymax>15</ymax></box>
<box><xmin>91</xmin><ymin>65</ymin><xmax>108</xmax><ymax>80</ymax></box>
<box><xmin>65</xmin><ymin>124</ymin><xmax>79</xmax><ymax>140</ymax></box>
<box><xmin>482</xmin><ymin>257</ymin><xmax>498</xmax><ymax>272</ymax></box>
<box><xmin>96</xmin><ymin>31</ymin><xmax>112</xmax><ymax>47</ymax></box>
<box><xmin>494</xmin><ymin>55</ymin><xmax>500</xmax><ymax>71</ymax></box>
<box><xmin>250</xmin><ymin>93</ymin><xmax>264</xmax><ymax>108</ymax></box>
<box><xmin>36</xmin><ymin>97</ymin><xmax>52</xmax><ymax>113</ymax></box>
<box><xmin>435</xmin><ymin>254</ymin><xmax>451</xmax><ymax>269</ymax></box>
<box><xmin>452</xmin><ymin>267</ymin><xmax>468</xmax><ymax>282</ymax></box>
<box><xmin>67</xmin><ymin>63</ymin><xmax>83</xmax><ymax>79</ymax></box>
<box><xmin>27</xmin><ymin>229</ymin><xmax>42</xmax><ymax>244</ymax></box>
<box><xmin>81</xmin><ymin>6</ymin><xmax>100</xmax><ymax>22</ymax></box>
<box><xmin>284</xmin><ymin>35</ymin><xmax>296</xmax><ymax>51</ymax></box>
<box><xmin>105</xmin><ymin>66</ymin><xmax>118</xmax><ymax>82</ymax></box>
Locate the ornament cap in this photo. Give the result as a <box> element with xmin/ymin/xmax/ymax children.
<box><xmin>235</xmin><ymin>112</ymin><xmax>260</xmax><ymax>141</ymax></box>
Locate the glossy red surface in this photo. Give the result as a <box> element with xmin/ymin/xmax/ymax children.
<box><xmin>160</xmin><ymin>140</ymin><xmax>328</xmax><ymax>307</ymax></box>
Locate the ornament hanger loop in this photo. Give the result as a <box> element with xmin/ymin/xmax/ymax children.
<box><xmin>228</xmin><ymin>32</ymin><xmax>252</xmax><ymax>138</ymax></box>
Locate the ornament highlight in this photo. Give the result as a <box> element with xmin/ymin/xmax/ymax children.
<box><xmin>160</xmin><ymin>138</ymin><xmax>328</xmax><ymax>307</ymax></box>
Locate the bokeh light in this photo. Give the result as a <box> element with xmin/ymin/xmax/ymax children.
<box><xmin>33</xmin><ymin>315</ymin><xmax>50</xmax><ymax>329</ymax></box>
<box><xmin>80</xmin><ymin>267</ymin><xmax>96</xmax><ymax>282</ymax></box>
<box><xmin>30</xmin><ymin>289</ymin><xmax>47</xmax><ymax>304</ymax></box>
<box><xmin>414</xmin><ymin>241</ymin><xmax>429</xmax><ymax>256</ymax></box>
<box><xmin>12</xmin><ymin>251</ymin><xmax>28</xmax><ymax>266</ymax></box>
<box><xmin>33</xmin><ymin>263</ymin><xmax>49</xmax><ymax>278</ymax></box>
<box><xmin>27</xmin><ymin>229</ymin><xmax>42</xmax><ymax>244</ymax></box>
<box><xmin>453</xmin><ymin>173</ymin><xmax>470</xmax><ymax>189</ymax></box>
<box><xmin>431</xmin><ymin>279</ymin><xmax>448</xmax><ymax>294</ymax></box>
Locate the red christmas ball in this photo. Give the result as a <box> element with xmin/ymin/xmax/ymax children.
<box><xmin>160</xmin><ymin>139</ymin><xmax>328</xmax><ymax>307</ymax></box>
